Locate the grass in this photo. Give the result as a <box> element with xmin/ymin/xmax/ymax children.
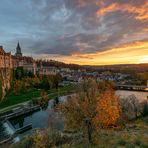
<box><xmin>62</xmin><ymin>117</ymin><xmax>148</xmax><ymax>148</ymax></box>
<box><xmin>92</xmin><ymin>117</ymin><xmax>148</xmax><ymax>148</ymax></box>
<box><xmin>0</xmin><ymin>84</ymin><xmax>77</xmax><ymax>110</ymax></box>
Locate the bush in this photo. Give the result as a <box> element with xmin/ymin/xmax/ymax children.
<box><xmin>32</xmin><ymin>98</ymin><xmax>39</xmax><ymax>105</ymax></box>
<box><xmin>117</xmin><ymin>139</ymin><xmax>126</xmax><ymax>146</ymax></box>
<box><xmin>120</xmin><ymin>95</ymin><xmax>141</xmax><ymax>120</ymax></box>
<box><xmin>12</xmin><ymin>136</ymin><xmax>33</xmax><ymax>148</ymax></box>
<box><xmin>134</xmin><ymin>139</ymin><xmax>142</xmax><ymax>146</ymax></box>
<box><xmin>125</xmin><ymin>143</ymin><xmax>135</xmax><ymax>148</ymax></box>
<box><xmin>142</xmin><ymin>103</ymin><xmax>148</xmax><ymax>117</ymax></box>
<box><xmin>142</xmin><ymin>144</ymin><xmax>148</xmax><ymax>148</ymax></box>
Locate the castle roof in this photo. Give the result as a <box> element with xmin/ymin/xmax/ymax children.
<box><xmin>0</xmin><ymin>46</ymin><xmax>11</xmax><ymax>56</ymax></box>
<box><xmin>0</xmin><ymin>46</ymin><xmax>6</xmax><ymax>55</ymax></box>
<box><xmin>16</xmin><ymin>42</ymin><xmax>21</xmax><ymax>51</ymax></box>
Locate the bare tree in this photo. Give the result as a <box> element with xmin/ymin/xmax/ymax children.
<box><xmin>120</xmin><ymin>95</ymin><xmax>141</xmax><ymax>120</ymax></box>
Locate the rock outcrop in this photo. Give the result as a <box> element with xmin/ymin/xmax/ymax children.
<box><xmin>0</xmin><ymin>68</ymin><xmax>12</xmax><ymax>101</ymax></box>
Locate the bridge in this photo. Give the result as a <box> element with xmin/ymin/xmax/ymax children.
<box><xmin>115</xmin><ymin>84</ymin><xmax>148</xmax><ymax>91</ymax></box>
<box><xmin>0</xmin><ymin>105</ymin><xmax>40</xmax><ymax>123</ymax></box>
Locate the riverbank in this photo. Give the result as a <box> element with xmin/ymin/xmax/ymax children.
<box><xmin>0</xmin><ymin>84</ymin><xmax>77</xmax><ymax>112</ymax></box>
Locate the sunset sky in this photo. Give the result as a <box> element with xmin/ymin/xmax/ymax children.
<box><xmin>0</xmin><ymin>0</ymin><xmax>148</xmax><ymax>65</ymax></box>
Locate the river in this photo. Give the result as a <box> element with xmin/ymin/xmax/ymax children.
<box><xmin>116</xmin><ymin>90</ymin><xmax>148</xmax><ymax>102</ymax></box>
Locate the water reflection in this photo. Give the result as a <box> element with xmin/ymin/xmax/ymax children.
<box><xmin>9</xmin><ymin>96</ymin><xmax>67</xmax><ymax>134</ymax></box>
<box><xmin>10</xmin><ymin>117</ymin><xmax>24</xmax><ymax>128</ymax></box>
<box><xmin>0</xmin><ymin>124</ymin><xmax>10</xmax><ymax>141</ymax></box>
<box><xmin>116</xmin><ymin>90</ymin><xmax>148</xmax><ymax>103</ymax></box>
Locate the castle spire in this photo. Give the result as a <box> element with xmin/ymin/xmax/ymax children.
<box><xmin>15</xmin><ymin>42</ymin><xmax>22</xmax><ymax>57</ymax></box>
<box><xmin>17</xmin><ymin>42</ymin><xmax>21</xmax><ymax>50</ymax></box>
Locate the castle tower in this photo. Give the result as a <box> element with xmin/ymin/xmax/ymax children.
<box><xmin>15</xmin><ymin>42</ymin><xmax>22</xmax><ymax>57</ymax></box>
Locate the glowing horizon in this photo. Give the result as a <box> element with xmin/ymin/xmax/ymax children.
<box><xmin>35</xmin><ymin>41</ymin><xmax>148</xmax><ymax>65</ymax></box>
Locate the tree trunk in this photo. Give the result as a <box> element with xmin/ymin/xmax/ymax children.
<box><xmin>86</xmin><ymin>120</ymin><xmax>92</xmax><ymax>144</ymax></box>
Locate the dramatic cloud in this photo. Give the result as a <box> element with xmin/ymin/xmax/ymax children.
<box><xmin>96</xmin><ymin>1</ymin><xmax>148</xmax><ymax>21</ymax></box>
<box><xmin>0</xmin><ymin>0</ymin><xmax>148</xmax><ymax>65</ymax></box>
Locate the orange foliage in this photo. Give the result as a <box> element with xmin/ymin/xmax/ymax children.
<box><xmin>94</xmin><ymin>89</ymin><xmax>120</xmax><ymax>128</ymax></box>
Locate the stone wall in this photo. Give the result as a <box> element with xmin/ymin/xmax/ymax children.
<box><xmin>0</xmin><ymin>68</ymin><xmax>12</xmax><ymax>101</ymax></box>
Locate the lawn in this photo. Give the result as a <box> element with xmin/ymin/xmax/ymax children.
<box><xmin>0</xmin><ymin>84</ymin><xmax>77</xmax><ymax>110</ymax></box>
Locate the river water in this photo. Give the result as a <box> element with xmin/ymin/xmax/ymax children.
<box><xmin>116</xmin><ymin>90</ymin><xmax>148</xmax><ymax>102</ymax></box>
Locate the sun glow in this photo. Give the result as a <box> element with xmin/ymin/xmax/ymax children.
<box><xmin>139</xmin><ymin>56</ymin><xmax>148</xmax><ymax>63</ymax></box>
<box><xmin>44</xmin><ymin>41</ymin><xmax>148</xmax><ymax>65</ymax></box>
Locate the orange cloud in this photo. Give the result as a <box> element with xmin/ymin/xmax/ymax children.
<box><xmin>96</xmin><ymin>2</ymin><xmax>148</xmax><ymax>21</ymax></box>
<box><xmin>96</xmin><ymin>3</ymin><xmax>118</xmax><ymax>16</ymax></box>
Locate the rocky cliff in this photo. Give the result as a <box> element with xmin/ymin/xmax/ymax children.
<box><xmin>0</xmin><ymin>68</ymin><xmax>12</xmax><ymax>101</ymax></box>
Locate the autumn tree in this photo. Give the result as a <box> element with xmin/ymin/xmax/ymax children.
<box><xmin>94</xmin><ymin>89</ymin><xmax>120</xmax><ymax>128</ymax></box>
<box><xmin>58</xmin><ymin>79</ymin><xmax>120</xmax><ymax>144</ymax></box>
<box><xmin>39</xmin><ymin>90</ymin><xmax>49</xmax><ymax>106</ymax></box>
<box><xmin>137</xmin><ymin>72</ymin><xmax>148</xmax><ymax>85</ymax></box>
<box><xmin>13</xmin><ymin>80</ymin><xmax>22</xmax><ymax>94</ymax></box>
<box><xmin>98</xmin><ymin>80</ymin><xmax>115</xmax><ymax>92</ymax></box>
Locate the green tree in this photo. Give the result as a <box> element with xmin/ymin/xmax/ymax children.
<box><xmin>53</xmin><ymin>74</ymin><xmax>62</xmax><ymax>89</ymax></box>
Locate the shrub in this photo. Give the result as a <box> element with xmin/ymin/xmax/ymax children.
<box><xmin>125</xmin><ymin>143</ymin><xmax>135</xmax><ymax>148</ymax></box>
<box><xmin>12</xmin><ymin>136</ymin><xmax>33</xmax><ymax>148</ymax></box>
<box><xmin>32</xmin><ymin>98</ymin><xmax>39</xmax><ymax>105</ymax></box>
<box><xmin>120</xmin><ymin>95</ymin><xmax>141</xmax><ymax>120</ymax></box>
<box><xmin>134</xmin><ymin>139</ymin><xmax>142</xmax><ymax>146</ymax></box>
<box><xmin>142</xmin><ymin>102</ymin><xmax>148</xmax><ymax>117</ymax></box>
<box><xmin>117</xmin><ymin>139</ymin><xmax>126</xmax><ymax>146</ymax></box>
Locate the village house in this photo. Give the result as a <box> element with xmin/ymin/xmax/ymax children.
<box><xmin>37</xmin><ymin>66</ymin><xmax>59</xmax><ymax>75</ymax></box>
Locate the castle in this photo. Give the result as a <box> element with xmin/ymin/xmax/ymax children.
<box><xmin>0</xmin><ymin>43</ymin><xmax>36</xmax><ymax>74</ymax></box>
<box><xmin>0</xmin><ymin>43</ymin><xmax>37</xmax><ymax>100</ymax></box>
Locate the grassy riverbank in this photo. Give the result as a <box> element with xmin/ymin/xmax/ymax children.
<box><xmin>0</xmin><ymin>84</ymin><xmax>77</xmax><ymax>110</ymax></box>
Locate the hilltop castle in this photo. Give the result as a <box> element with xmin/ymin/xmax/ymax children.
<box><xmin>0</xmin><ymin>43</ymin><xmax>37</xmax><ymax>100</ymax></box>
<box><xmin>0</xmin><ymin>43</ymin><xmax>36</xmax><ymax>74</ymax></box>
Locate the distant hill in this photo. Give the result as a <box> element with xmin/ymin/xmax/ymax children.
<box><xmin>36</xmin><ymin>59</ymin><xmax>148</xmax><ymax>73</ymax></box>
<box><xmin>36</xmin><ymin>59</ymin><xmax>82</xmax><ymax>70</ymax></box>
<box><xmin>84</xmin><ymin>63</ymin><xmax>148</xmax><ymax>73</ymax></box>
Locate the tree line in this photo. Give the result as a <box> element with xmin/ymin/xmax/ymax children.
<box><xmin>11</xmin><ymin>67</ymin><xmax>62</xmax><ymax>95</ymax></box>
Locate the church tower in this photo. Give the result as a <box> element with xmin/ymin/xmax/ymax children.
<box><xmin>15</xmin><ymin>42</ymin><xmax>22</xmax><ymax>57</ymax></box>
